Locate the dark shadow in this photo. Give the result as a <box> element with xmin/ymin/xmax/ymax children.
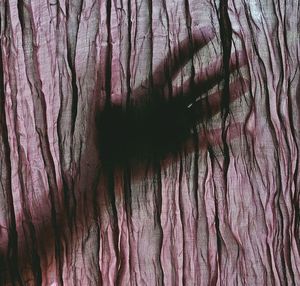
<box><xmin>0</xmin><ymin>26</ymin><xmax>250</xmax><ymax>285</ymax></box>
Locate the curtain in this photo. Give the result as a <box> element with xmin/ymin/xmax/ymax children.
<box><xmin>0</xmin><ymin>0</ymin><xmax>299</xmax><ymax>285</ymax></box>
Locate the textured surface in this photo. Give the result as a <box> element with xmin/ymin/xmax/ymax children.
<box><xmin>0</xmin><ymin>0</ymin><xmax>300</xmax><ymax>285</ymax></box>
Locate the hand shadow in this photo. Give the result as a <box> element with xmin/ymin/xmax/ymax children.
<box><xmin>96</xmin><ymin>26</ymin><xmax>249</xmax><ymax>174</ymax></box>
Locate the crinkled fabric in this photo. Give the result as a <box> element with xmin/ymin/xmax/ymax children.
<box><xmin>0</xmin><ymin>0</ymin><xmax>299</xmax><ymax>285</ymax></box>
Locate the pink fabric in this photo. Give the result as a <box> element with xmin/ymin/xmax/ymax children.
<box><xmin>0</xmin><ymin>0</ymin><xmax>299</xmax><ymax>285</ymax></box>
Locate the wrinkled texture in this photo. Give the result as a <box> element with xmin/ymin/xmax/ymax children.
<box><xmin>0</xmin><ymin>0</ymin><xmax>300</xmax><ymax>285</ymax></box>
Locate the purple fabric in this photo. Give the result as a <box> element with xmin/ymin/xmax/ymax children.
<box><xmin>0</xmin><ymin>0</ymin><xmax>299</xmax><ymax>285</ymax></box>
